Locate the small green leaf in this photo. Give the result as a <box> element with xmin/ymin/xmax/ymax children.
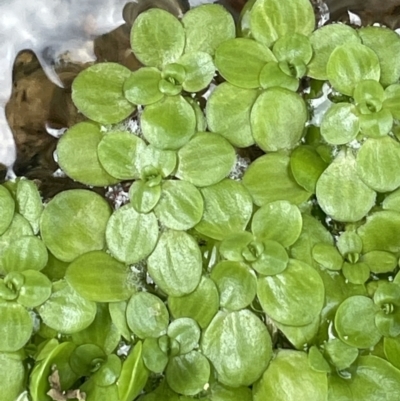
<box><xmin>38</xmin><ymin>280</ymin><xmax>96</xmax><ymax>334</ymax></box>
<box><xmin>176</xmin><ymin>132</ymin><xmax>236</xmax><ymax>187</ymax></box>
<box><xmin>137</xmin><ymin>145</ymin><xmax>177</xmax><ymax>178</ymax></box>
<box><xmin>211</xmin><ymin>261</ymin><xmax>257</xmax><ymax>311</ymax></box>
<box><xmin>243</xmin><ymin>152</ymin><xmax>311</xmax><ymax>206</ymax></box>
<box><xmin>106</xmin><ymin>204</ymin><xmax>159</xmax><ymax>264</ymax></box>
<box><xmin>342</xmin><ymin>261</ymin><xmax>370</xmax><ymax>285</ymax></box>
<box><xmin>66</xmin><ymin>251</ymin><xmax>136</xmax><ymax>302</ymax></box>
<box><xmin>147</xmin><ymin>230</ymin><xmax>202</xmax><ymax>297</ymax></box>
<box><xmin>141</xmin><ymin>95</ymin><xmax>196</xmax><ymax>150</ymax></box>
<box><xmin>168</xmin><ymin>276</ymin><xmax>219</xmax><ymax>329</ymax></box>
<box><xmin>335</xmin><ymin>295</ymin><xmax>381</xmax><ymax>349</ymax></box>
<box><xmin>316</xmin><ymin>151</ymin><xmax>376</xmax><ymax>222</ymax></box>
<box><xmin>384</xmin><ymin>336</ymin><xmax>400</xmax><ymax>370</ymax></box>
<box><xmin>166</xmin><ymin>351</ymin><xmax>210</xmax><ymax>396</ymax></box>
<box><xmin>69</xmin><ymin>344</ymin><xmax>106</xmax><ymax>377</ymax></box>
<box><xmin>383</xmin><ymin>84</ymin><xmax>400</xmax><ymax>119</ymax></box>
<box><xmin>57</xmin><ymin>122</ymin><xmax>119</xmax><ymax>186</ymax></box>
<box><xmin>167</xmin><ymin>318</ymin><xmax>200</xmax><ymax>356</ymax></box>
<box><xmin>272</xmin><ymin>33</ymin><xmax>312</xmax><ymax>65</ymax></box>
<box><xmin>16</xmin><ymin>179</ymin><xmax>42</xmax><ymax>234</ymax></box>
<box><xmin>129</xmin><ymin>180</ymin><xmax>161</xmax><ymax>213</ymax></box>
<box><xmin>358</xmin><ymin>109</ymin><xmax>393</xmax><ymax>138</ymax></box>
<box><xmin>320</xmin><ymin>103</ymin><xmax>359</xmax><ymax>145</ymax></box>
<box><xmin>257</xmin><ymin>259</ymin><xmax>325</xmax><ymax>326</ymax></box>
<box><xmin>17</xmin><ymin>270</ymin><xmax>51</xmax><ymax>308</ymax></box>
<box><xmin>312</xmin><ymin>243</ymin><xmax>343</xmax><ymax>271</ymax></box>
<box><xmin>195</xmin><ymin>179</ymin><xmax>253</xmax><ymax>241</ymax></box>
<box><xmin>131</xmin><ymin>9</ymin><xmax>185</xmax><ymax>68</ymax></box>
<box><xmin>72</xmin><ymin>63</ymin><xmax>135</xmax><ymax>124</ymax></box>
<box><xmin>109</xmin><ymin>301</ymin><xmax>131</xmax><ymax>341</ymax></box>
<box><xmin>324</xmin><ymin>338</ymin><xmax>358</xmax><ymax>370</ymax></box>
<box><xmin>123</xmin><ymin>68</ymin><xmax>164</xmax><ymax>105</ymax></box>
<box><xmin>40</xmin><ymin>189</ymin><xmax>112</xmax><ymax>262</ymax></box>
<box><xmin>250</xmin><ymin>0</ymin><xmax>315</xmax><ymax>48</ymax></box>
<box><xmin>97</xmin><ymin>131</ymin><xmax>147</xmax><ymax>181</ymax></box>
<box><xmin>363</xmin><ymin>251</ymin><xmax>397</xmax><ymax>274</ymax></box>
<box><xmin>126</xmin><ymin>292</ymin><xmax>169</xmax><ymax>339</ymax></box>
<box><xmin>326</xmin><ymin>43</ymin><xmax>380</xmax><ymax>96</ymax></box>
<box><xmin>251</xmin><ymin>200</ymin><xmax>302</xmax><ymax>247</ymax></box>
<box><xmin>219</xmin><ymin>231</ymin><xmax>255</xmax><ymax>262</ymax></box>
<box><xmin>211</xmin><ymin>383</ymin><xmax>252</xmax><ymax>401</ymax></box>
<box><xmin>215</xmin><ymin>38</ymin><xmax>275</xmax><ymax>88</ymax></box>
<box><xmin>258</xmin><ymin>61</ymin><xmax>299</xmax><ymax>91</ymax></box>
<box><xmin>0</xmin><ymin>185</ymin><xmax>15</xmax><ymax>236</ymax></box>
<box><xmin>206</xmin><ymin>82</ymin><xmax>257</xmax><ymax>148</ymax></box>
<box><xmin>337</xmin><ymin>231</ymin><xmax>363</xmax><ymax>261</ymax></box>
<box><xmin>154</xmin><ymin>180</ymin><xmax>203</xmax><ymax>230</ymax></box>
<box><xmin>251</xmin><ymin>240</ymin><xmax>289</xmax><ymax>276</ymax></box>
<box><xmin>0</xmin><ymin>351</ymin><xmax>25</xmax><ymax>401</ymax></box>
<box><xmin>182</xmin><ymin>4</ymin><xmax>235</xmax><ymax>56</ymax></box>
<box><xmin>251</xmin><ymin>88</ymin><xmax>307</xmax><ymax>152</ymax></box>
<box><xmin>308</xmin><ymin>346</ymin><xmax>331</xmax><ymax>373</ymax></box>
<box><xmin>202</xmin><ymin>310</ymin><xmax>272</xmax><ymax>387</ymax></box>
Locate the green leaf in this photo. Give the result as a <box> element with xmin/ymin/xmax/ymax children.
<box><xmin>0</xmin><ymin>301</ymin><xmax>33</xmax><ymax>352</ymax></box>
<box><xmin>97</xmin><ymin>131</ymin><xmax>147</xmax><ymax>181</ymax></box>
<box><xmin>166</xmin><ymin>351</ymin><xmax>210</xmax><ymax>396</ymax></box>
<box><xmin>38</xmin><ymin>280</ymin><xmax>96</xmax><ymax>334</ymax></box>
<box><xmin>363</xmin><ymin>251</ymin><xmax>397</xmax><ymax>274</ymax></box>
<box><xmin>17</xmin><ymin>270</ymin><xmax>51</xmax><ymax>308</ymax></box>
<box><xmin>257</xmin><ymin>259</ymin><xmax>325</xmax><ymax>326</ymax></box>
<box><xmin>129</xmin><ymin>180</ymin><xmax>161</xmax><ymax>213</ymax></box>
<box><xmin>290</xmin><ymin>145</ymin><xmax>328</xmax><ymax>193</ymax></box>
<box><xmin>384</xmin><ymin>336</ymin><xmax>400</xmax><ymax>370</ymax></box>
<box><xmin>353</xmin><ymin>79</ymin><xmax>385</xmax><ymax>108</ymax></box>
<box><xmin>57</xmin><ymin>122</ymin><xmax>119</xmax><ymax>186</ymax></box>
<box><xmin>106</xmin><ymin>204</ymin><xmax>159</xmax><ymax>264</ymax></box>
<box><xmin>16</xmin><ymin>179</ymin><xmax>42</xmax><ymax>234</ymax></box>
<box><xmin>308</xmin><ymin>346</ymin><xmax>331</xmax><ymax>373</ymax></box>
<box><xmin>182</xmin><ymin>4</ymin><xmax>235</xmax><ymax>56</ymax></box>
<box><xmin>137</xmin><ymin>145</ymin><xmax>177</xmax><ymax>178</ymax></box>
<box><xmin>210</xmin><ymin>261</ymin><xmax>257</xmax><ymax>311</ymax></box>
<box><xmin>251</xmin><ymin>200</ymin><xmax>302</xmax><ymax>247</ymax></box>
<box><xmin>326</xmin><ymin>43</ymin><xmax>380</xmax><ymax>96</ymax></box>
<box><xmin>205</xmin><ymin>82</ymin><xmax>257</xmax><ymax>148</ymax></box>
<box><xmin>72</xmin><ymin>63</ymin><xmax>135</xmax><ymax>124</ymax></box>
<box><xmin>342</xmin><ymin>260</ymin><xmax>370</xmax><ymax>285</ymax></box>
<box><xmin>308</xmin><ymin>24</ymin><xmax>360</xmax><ymax>80</ymax></box>
<box><xmin>312</xmin><ymin>243</ymin><xmax>343</xmax><ymax>271</ymax></box>
<box><xmin>253</xmin><ymin>350</ymin><xmax>328</xmax><ymax>401</ymax></box>
<box><xmin>72</xmin><ymin>303</ymin><xmax>120</xmax><ymax>355</ymax></box>
<box><xmin>91</xmin><ymin>354</ymin><xmax>121</xmax><ymax>387</ymax></box>
<box><xmin>0</xmin><ymin>351</ymin><xmax>25</xmax><ymax>401</ymax></box>
<box><xmin>250</xmin><ymin>0</ymin><xmax>315</xmax><ymax>48</ymax></box>
<box><xmin>178</xmin><ymin>52</ymin><xmax>215</xmax><ymax>93</ymax></box>
<box><xmin>383</xmin><ymin>84</ymin><xmax>400</xmax><ymax>119</ymax></box>
<box><xmin>215</xmin><ymin>38</ymin><xmax>275</xmax><ymax>88</ymax></box>
<box><xmin>201</xmin><ymin>310</ymin><xmax>272</xmax><ymax>387</ymax></box>
<box><xmin>316</xmin><ymin>151</ymin><xmax>376</xmax><ymax>222</ymax></box>
<box><xmin>251</xmin><ymin>88</ymin><xmax>307</xmax><ymax>151</ymax></box>
<box><xmin>359</xmin><ymin>26</ymin><xmax>400</xmax><ymax>87</ymax></box>
<box><xmin>356</xmin><ymin>137</ymin><xmax>400</xmax><ymax>193</ymax></box>
<box><xmin>142</xmin><ymin>337</ymin><xmax>168</xmax><ymax>373</ymax></box>
<box><xmin>334</xmin><ymin>295</ymin><xmax>381</xmax><ymax>349</ymax></box>
<box><xmin>126</xmin><ymin>292</ymin><xmax>169</xmax><ymax>338</ymax></box>
<box><xmin>131</xmin><ymin>9</ymin><xmax>185</xmax><ymax>68</ymax></box>
<box><xmin>383</xmin><ymin>188</ymin><xmax>400</xmax><ymax>213</ymax></box>
<box><xmin>358</xmin><ymin>210</ymin><xmax>400</xmax><ymax>253</ymax></box>
<box><xmin>358</xmin><ymin>109</ymin><xmax>393</xmax><ymax>138</ymax></box>
<box><xmin>243</xmin><ymin>152</ymin><xmax>311</xmax><ymax>206</ymax></box>
<box><xmin>195</xmin><ymin>179</ymin><xmax>253</xmax><ymax>241</ymax></box>
<box><xmin>141</xmin><ymin>95</ymin><xmax>196</xmax><ymax>150</ymax></box>
<box><xmin>168</xmin><ymin>276</ymin><xmax>219</xmax><ymax>329</ymax></box>
<box><xmin>167</xmin><ymin>318</ymin><xmax>200</xmax><ymax>355</ymax></box>
<box><xmin>147</xmin><ymin>230</ymin><xmax>202</xmax><ymax>297</ymax></box>
<box><xmin>337</xmin><ymin>230</ymin><xmax>363</xmax><ymax>262</ymax></box>
<box><xmin>154</xmin><ymin>180</ymin><xmax>203</xmax><ymax>230</ymax></box>
<box><xmin>176</xmin><ymin>132</ymin><xmax>236</xmax><ymax>187</ymax></box>
<box><xmin>272</xmin><ymin>33</ymin><xmax>312</xmax><ymax>65</ymax></box>
<box><xmin>324</xmin><ymin>338</ymin><xmax>358</xmax><ymax>371</ymax></box>
<box><xmin>117</xmin><ymin>342</ymin><xmax>149</xmax><ymax>401</ymax></box>
<box><xmin>251</xmin><ymin>240</ymin><xmax>289</xmax><ymax>276</ymax></box>
<box><xmin>349</xmin><ymin>356</ymin><xmax>400</xmax><ymax>401</ymax></box>
<box><xmin>40</xmin><ymin>189</ymin><xmax>112</xmax><ymax>262</ymax></box>
<box><xmin>0</xmin><ymin>185</ymin><xmax>15</xmax><ymax>236</ymax></box>
<box><xmin>123</xmin><ymin>67</ymin><xmax>164</xmax><ymax>105</ymax></box>
<box><xmin>109</xmin><ymin>301</ymin><xmax>131</xmax><ymax>341</ymax></box>
<box><xmin>258</xmin><ymin>61</ymin><xmax>299</xmax><ymax>91</ymax></box>
<box><xmin>320</xmin><ymin>103</ymin><xmax>360</xmax><ymax>145</ymax></box>
<box><xmin>219</xmin><ymin>231</ymin><xmax>255</xmax><ymax>262</ymax></box>
<box><xmin>66</xmin><ymin>251</ymin><xmax>135</xmax><ymax>302</ymax></box>
<box><xmin>211</xmin><ymin>383</ymin><xmax>253</xmax><ymax>401</ymax></box>
<box><xmin>69</xmin><ymin>344</ymin><xmax>106</xmax><ymax>377</ymax></box>
<box><xmin>1</xmin><ymin>235</ymin><xmax>48</xmax><ymax>273</ymax></box>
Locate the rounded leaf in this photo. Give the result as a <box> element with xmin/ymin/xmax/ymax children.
<box><xmin>326</xmin><ymin>43</ymin><xmax>380</xmax><ymax>96</ymax></box>
<box><xmin>0</xmin><ymin>351</ymin><xmax>26</xmax><ymax>401</ymax></box>
<box><xmin>251</xmin><ymin>88</ymin><xmax>307</xmax><ymax>152</ymax></box>
<box><xmin>17</xmin><ymin>270</ymin><xmax>52</xmax><ymax>308</ymax></box>
<box><xmin>106</xmin><ymin>204</ymin><xmax>159</xmax><ymax>264</ymax></box>
<box><xmin>312</xmin><ymin>243</ymin><xmax>343</xmax><ymax>271</ymax></box>
<box><xmin>0</xmin><ymin>185</ymin><xmax>15</xmax><ymax>236</ymax></box>
<box><xmin>154</xmin><ymin>180</ymin><xmax>203</xmax><ymax>230</ymax></box>
<box><xmin>126</xmin><ymin>292</ymin><xmax>169</xmax><ymax>339</ymax></box>
<box><xmin>316</xmin><ymin>151</ymin><xmax>376</xmax><ymax>222</ymax></box>
<box><xmin>179</xmin><ymin>52</ymin><xmax>215</xmax><ymax>93</ymax></box>
<box><xmin>272</xmin><ymin>33</ymin><xmax>312</xmax><ymax>64</ymax></box>
<box><xmin>176</xmin><ymin>132</ymin><xmax>236</xmax><ymax>187</ymax></box>
<box><xmin>40</xmin><ymin>189</ymin><xmax>112</xmax><ymax>262</ymax></box>
<box><xmin>72</xmin><ymin>63</ymin><xmax>135</xmax><ymax>124</ymax></box>
<box><xmin>201</xmin><ymin>310</ymin><xmax>272</xmax><ymax>387</ymax></box>
<box><xmin>257</xmin><ymin>259</ymin><xmax>325</xmax><ymax>326</ymax></box>
<box><xmin>206</xmin><ymin>82</ymin><xmax>257</xmax><ymax>148</ymax></box>
<box><xmin>251</xmin><ymin>240</ymin><xmax>289</xmax><ymax>276</ymax></box>
<box><xmin>167</xmin><ymin>318</ymin><xmax>201</xmax><ymax>355</ymax></box>
<box><xmin>324</xmin><ymin>338</ymin><xmax>358</xmax><ymax>371</ymax></box>
<box><xmin>131</xmin><ymin>9</ymin><xmax>185</xmax><ymax>68</ymax></box>
<box><xmin>258</xmin><ymin>61</ymin><xmax>299</xmax><ymax>91</ymax></box>
<box><xmin>364</xmin><ymin>251</ymin><xmax>397</xmax><ymax>274</ymax></box>
<box><xmin>147</xmin><ymin>230</ymin><xmax>202</xmax><ymax>297</ymax></box>
<box><xmin>66</xmin><ymin>251</ymin><xmax>136</xmax><ymax>302</ymax></box>
<box><xmin>141</xmin><ymin>95</ymin><xmax>196</xmax><ymax>150</ymax></box>
<box><xmin>129</xmin><ymin>180</ymin><xmax>161</xmax><ymax>214</ymax></box>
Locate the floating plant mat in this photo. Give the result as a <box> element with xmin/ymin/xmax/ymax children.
<box><xmin>3</xmin><ymin>0</ymin><xmax>400</xmax><ymax>400</ymax></box>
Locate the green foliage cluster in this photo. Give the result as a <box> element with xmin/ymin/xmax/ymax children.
<box><xmin>2</xmin><ymin>0</ymin><xmax>400</xmax><ymax>399</ymax></box>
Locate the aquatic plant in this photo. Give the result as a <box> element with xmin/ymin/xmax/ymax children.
<box><xmin>2</xmin><ymin>0</ymin><xmax>400</xmax><ymax>399</ymax></box>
